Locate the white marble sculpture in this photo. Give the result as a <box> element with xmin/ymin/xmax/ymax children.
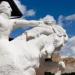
<box><xmin>0</xmin><ymin>1</ymin><xmax>69</xmax><ymax>75</ymax></box>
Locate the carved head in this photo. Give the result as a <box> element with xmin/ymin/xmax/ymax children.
<box><xmin>0</xmin><ymin>1</ymin><xmax>12</xmax><ymax>17</ymax></box>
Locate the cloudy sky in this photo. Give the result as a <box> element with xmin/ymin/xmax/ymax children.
<box><xmin>11</xmin><ymin>0</ymin><xmax>75</xmax><ymax>38</ymax></box>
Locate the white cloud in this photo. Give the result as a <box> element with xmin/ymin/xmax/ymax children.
<box><xmin>26</xmin><ymin>9</ymin><xmax>36</xmax><ymax>16</ymax></box>
<box><xmin>58</xmin><ymin>15</ymin><xmax>65</xmax><ymax>26</ymax></box>
<box><xmin>65</xmin><ymin>14</ymin><xmax>75</xmax><ymax>21</ymax></box>
<box><xmin>13</xmin><ymin>0</ymin><xmax>36</xmax><ymax>17</ymax></box>
<box><xmin>58</xmin><ymin>14</ymin><xmax>75</xmax><ymax>25</ymax></box>
<box><xmin>58</xmin><ymin>15</ymin><xmax>75</xmax><ymax>37</ymax></box>
<box><xmin>59</xmin><ymin>36</ymin><xmax>75</xmax><ymax>58</ymax></box>
<box><xmin>58</xmin><ymin>14</ymin><xmax>75</xmax><ymax>27</ymax></box>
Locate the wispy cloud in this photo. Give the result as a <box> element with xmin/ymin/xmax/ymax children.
<box><xmin>58</xmin><ymin>14</ymin><xmax>75</xmax><ymax>37</ymax></box>
<box><xmin>58</xmin><ymin>14</ymin><xmax>75</xmax><ymax>27</ymax></box>
<box><xmin>59</xmin><ymin>36</ymin><xmax>75</xmax><ymax>58</ymax></box>
<box><xmin>65</xmin><ymin>14</ymin><xmax>75</xmax><ymax>21</ymax></box>
<box><xmin>58</xmin><ymin>14</ymin><xmax>75</xmax><ymax>26</ymax></box>
<box><xmin>58</xmin><ymin>15</ymin><xmax>65</xmax><ymax>26</ymax></box>
<box><xmin>26</xmin><ymin>9</ymin><xmax>36</xmax><ymax>17</ymax></box>
<box><xmin>13</xmin><ymin>0</ymin><xmax>36</xmax><ymax>17</ymax></box>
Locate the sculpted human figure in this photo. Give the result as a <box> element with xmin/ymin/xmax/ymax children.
<box><xmin>0</xmin><ymin>1</ymin><xmax>44</xmax><ymax>41</ymax></box>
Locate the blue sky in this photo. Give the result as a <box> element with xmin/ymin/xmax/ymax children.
<box><xmin>21</xmin><ymin>0</ymin><xmax>75</xmax><ymax>19</ymax></box>
<box><xmin>11</xmin><ymin>0</ymin><xmax>75</xmax><ymax>38</ymax></box>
